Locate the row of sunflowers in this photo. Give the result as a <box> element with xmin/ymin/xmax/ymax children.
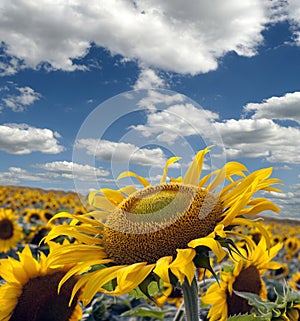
<box><xmin>0</xmin><ymin>148</ymin><xmax>299</xmax><ymax>321</ymax></box>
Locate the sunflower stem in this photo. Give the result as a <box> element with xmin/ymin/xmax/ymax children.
<box><xmin>181</xmin><ymin>277</ymin><xmax>200</xmax><ymax>321</ymax></box>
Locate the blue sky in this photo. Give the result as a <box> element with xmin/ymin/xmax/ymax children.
<box><xmin>0</xmin><ymin>1</ymin><xmax>300</xmax><ymax>219</ymax></box>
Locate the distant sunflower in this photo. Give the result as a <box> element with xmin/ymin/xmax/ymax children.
<box><xmin>26</xmin><ymin>225</ymin><xmax>52</xmax><ymax>245</ymax></box>
<box><xmin>42</xmin><ymin>210</ymin><xmax>55</xmax><ymax>222</ymax></box>
<box><xmin>155</xmin><ymin>282</ymin><xmax>183</xmax><ymax>308</ymax></box>
<box><xmin>288</xmin><ymin>272</ymin><xmax>300</xmax><ymax>291</ymax></box>
<box><xmin>45</xmin><ymin>148</ymin><xmax>281</xmax><ymax>305</ymax></box>
<box><xmin>284</xmin><ymin>236</ymin><xmax>300</xmax><ymax>260</ymax></box>
<box><xmin>24</xmin><ymin>208</ymin><xmax>46</xmax><ymax>224</ymax></box>
<box><xmin>0</xmin><ymin>243</ymin><xmax>82</xmax><ymax>321</ymax></box>
<box><xmin>0</xmin><ymin>208</ymin><xmax>23</xmax><ymax>253</ymax></box>
<box><xmin>202</xmin><ymin>238</ymin><xmax>283</xmax><ymax>321</ymax></box>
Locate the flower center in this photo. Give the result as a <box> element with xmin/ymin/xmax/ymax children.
<box><xmin>0</xmin><ymin>218</ymin><xmax>14</xmax><ymax>240</ymax></box>
<box><xmin>103</xmin><ymin>183</ymin><xmax>222</xmax><ymax>265</ymax></box>
<box><xmin>10</xmin><ymin>271</ymin><xmax>80</xmax><ymax>321</ymax></box>
<box><xmin>226</xmin><ymin>265</ymin><xmax>262</xmax><ymax>317</ymax></box>
<box><xmin>30</xmin><ymin>227</ymin><xmax>51</xmax><ymax>245</ymax></box>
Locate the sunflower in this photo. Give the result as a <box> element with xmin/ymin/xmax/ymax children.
<box><xmin>23</xmin><ymin>208</ymin><xmax>47</xmax><ymax>224</ymax></box>
<box><xmin>44</xmin><ymin>148</ymin><xmax>281</xmax><ymax>307</ymax></box>
<box><xmin>0</xmin><ymin>243</ymin><xmax>82</xmax><ymax>321</ymax></box>
<box><xmin>201</xmin><ymin>237</ymin><xmax>283</xmax><ymax>321</ymax></box>
<box><xmin>155</xmin><ymin>282</ymin><xmax>183</xmax><ymax>308</ymax></box>
<box><xmin>25</xmin><ymin>225</ymin><xmax>52</xmax><ymax>245</ymax></box>
<box><xmin>288</xmin><ymin>272</ymin><xmax>300</xmax><ymax>291</ymax></box>
<box><xmin>0</xmin><ymin>208</ymin><xmax>23</xmax><ymax>253</ymax></box>
<box><xmin>284</xmin><ymin>236</ymin><xmax>300</xmax><ymax>260</ymax></box>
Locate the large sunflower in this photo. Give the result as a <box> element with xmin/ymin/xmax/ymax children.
<box><xmin>201</xmin><ymin>237</ymin><xmax>283</xmax><ymax>321</ymax></box>
<box><xmin>45</xmin><ymin>148</ymin><xmax>281</xmax><ymax>306</ymax></box>
<box><xmin>0</xmin><ymin>208</ymin><xmax>23</xmax><ymax>253</ymax></box>
<box><xmin>0</xmin><ymin>243</ymin><xmax>82</xmax><ymax>321</ymax></box>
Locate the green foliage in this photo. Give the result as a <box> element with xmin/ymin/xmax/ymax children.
<box><xmin>227</xmin><ymin>314</ymin><xmax>269</xmax><ymax>321</ymax></box>
<box><xmin>229</xmin><ymin>284</ymin><xmax>300</xmax><ymax>321</ymax></box>
<box><xmin>121</xmin><ymin>304</ymin><xmax>170</xmax><ymax>320</ymax></box>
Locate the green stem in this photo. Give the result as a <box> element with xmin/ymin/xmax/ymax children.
<box><xmin>181</xmin><ymin>277</ymin><xmax>200</xmax><ymax>321</ymax></box>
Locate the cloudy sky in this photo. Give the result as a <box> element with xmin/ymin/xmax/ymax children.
<box><xmin>0</xmin><ymin>0</ymin><xmax>300</xmax><ymax>219</ymax></box>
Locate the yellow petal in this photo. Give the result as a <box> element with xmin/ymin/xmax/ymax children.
<box><xmin>118</xmin><ymin>185</ymin><xmax>137</xmax><ymax>196</ymax></box>
<box><xmin>88</xmin><ymin>190</ymin><xmax>99</xmax><ymax>207</ymax></box>
<box><xmin>72</xmin><ymin>265</ymin><xmax>123</xmax><ymax>305</ymax></box>
<box><xmin>198</xmin><ymin>172</ymin><xmax>213</xmax><ymax>188</ymax></box>
<box><xmin>113</xmin><ymin>262</ymin><xmax>155</xmax><ymax>295</ymax></box>
<box><xmin>87</xmin><ymin>210</ymin><xmax>109</xmax><ymax>220</ymax></box>
<box><xmin>170</xmin><ymin>249</ymin><xmax>196</xmax><ymax>285</ymax></box>
<box><xmin>188</xmin><ymin>237</ymin><xmax>225</xmax><ymax>262</ymax></box>
<box><xmin>207</xmin><ymin>161</ymin><xmax>247</xmax><ymax>192</ymax></box>
<box><xmin>48</xmin><ymin>244</ymin><xmax>107</xmax><ymax>264</ymax></box>
<box><xmin>183</xmin><ymin>148</ymin><xmax>210</xmax><ymax>185</ymax></box>
<box><xmin>117</xmin><ymin>171</ymin><xmax>150</xmax><ymax>187</ymax></box>
<box><xmin>57</xmin><ymin>259</ymin><xmax>111</xmax><ymax>292</ymax></box>
<box><xmin>92</xmin><ymin>195</ymin><xmax>116</xmax><ymax>211</ymax></box>
<box><xmin>153</xmin><ymin>256</ymin><xmax>173</xmax><ymax>284</ymax></box>
<box><xmin>18</xmin><ymin>246</ymin><xmax>40</xmax><ymax>278</ymax></box>
<box><xmin>160</xmin><ymin>156</ymin><xmax>181</xmax><ymax>184</ymax></box>
<box><xmin>240</xmin><ymin>200</ymin><xmax>280</xmax><ymax>216</ymax></box>
<box><xmin>100</xmin><ymin>188</ymin><xmax>126</xmax><ymax>205</ymax></box>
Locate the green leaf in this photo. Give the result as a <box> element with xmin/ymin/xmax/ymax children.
<box><xmin>121</xmin><ymin>304</ymin><xmax>169</xmax><ymax>320</ymax></box>
<box><xmin>233</xmin><ymin>290</ymin><xmax>277</xmax><ymax>312</ymax></box>
<box><xmin>227</xmin><ymin>314</ymin><xmax>270</xmax><ymax>321</ymax></box>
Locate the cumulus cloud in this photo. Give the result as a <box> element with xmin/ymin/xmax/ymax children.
<box><xmin>76</xmin><ymin>139</ymin><xmax>166</xmax><ymax>166</ymax></box>
<box><xmin>0</xmin><ymin>0</ymin><xmax>284</xmax><ymax>75</ymax></box>
<box><xmin>0</xmin><ymin>123</ymin><xmax>64</xmax><ymax>154</ymax></box>
<box><xmin>0</xmin><ymin>162</ymin><xmax>111</xmax><ymax>186</ymax></box>
<box><xmin>214</xmin><ymin>118</ymin><xmax>300</xmax><ymax>164</ymax></box>
<box><xmin>133</xmin><ymin>103</ymin><xmax>219</xmax><ymax>143</ymax></box>
<box><xmin>36</xmin><ymin>161</ymin><xmax>110</xmax><ymax>181</ymax></box>
<box><xmin>129</xmin><ymin>95</ymin><xmax>300</xmax><ymax>164</ymax></box>
<box><xmin>133</xmin><ymin>67</ymin><xmax>165</xmax><ymax>90</ymax></box>
<box><xmin>285</xmin><ymin>0</ymin><xmax>300</xmax><ymax>44</ymax></box>
<box><xmin>244</xmin><ymin>91</ymin><xmax>300</xmax><ymax>123</ymax></box>
<box><xmin>0</xmin><ymin>167</ymin><xmax>44</xmax><ymax>185</ymax></box>
<box><xmin>0</xmin><ymin>83</ymin><xmax>42</xmax><ymax>112</ymax></box>
<box><xmin>137</xmin><ymin>89</ymin><xmax>185</xmax><ymax>112</ymax></box>
<box><xmin>262</xmin><ymin>185</ymin><xmax>300</xmax><ymax>220</ymax></box>
<box><xmin>0</xmin><ymin>56</ymin><xmax>23</xmax><ymax>76</ymax></box>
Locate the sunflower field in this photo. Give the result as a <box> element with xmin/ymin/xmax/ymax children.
<box><xmin>0</xmin><ymin>150</ymin><xmax>300</xmax><ymax>321</ymax></box>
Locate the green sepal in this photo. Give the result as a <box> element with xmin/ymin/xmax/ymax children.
<box><xmin>129</xmin><ymin>273</ymin><xmax>163</xmax><ymax>303</ymax></box>
<box><xmin>216</xmin><ymin>236</ymin><xmax>248</xmax><ymax>260</ymax></box>
<box><xmin>138</xmin><ymin>278</ymin><xmax>160</xmax><ymax>303</ymax></box>
<box><xmin>193</xmin><ymin>246</ymin><xmax>219</xmax><ymax>284</ymax></box>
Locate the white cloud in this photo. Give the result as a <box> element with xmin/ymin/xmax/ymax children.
<box><xmin>0</xmin><ymin>0</ymin><xmax>280</xmax><ymax>75</ymax></box>
<box><xmin>76</xmin><ymin>139</ymin><xmax>166</xmax><ymax>166</ymax></box>
<box><xmin>0</xmin><ymin>83</ymin><xmax>41</xmax><ymax>112</ymax></box>
<box><xmin>0</xmin><ymin>161</ymin><xmax>111</xmax><ymax>186</ymax></box>
<box><xmin>0</xmin><ymin>56</ymin><xmax>22</xmax><ymax>76</ymax></box>
<box><xmin>137</xmin><ymin>89</ymin><xmax>185</xmax><ymax>112</ymax></box>
<box><xmin>244</xmin><ymin>91</ymin><xmax>300</xmax><ymax>123</ymax></box>
<box><xmin>262</xmin><ymin>185</ymin><xmax>300</xmax><ymax>220</ymax></box>
<box><xmin>133</xmin><ymin>103</ymin><xmax>219</xmax><ymax>143</ymax></box>
<box><xmin>0</xmin><ymin>167</ymin><xmax>48</xmax><ymax>184</ymax></box>
<box><xmin>214</xmin><ymin>118</ymin><xmax>300</xmax><ymax>164</ymax></box>
<box><xmin>133</xmin><ymin>67</ymin><xmax>165</xmax><ymax>90</ymax></box>
<box><xmin>0</xmin><ymin>123</ymin><xmax>64</xmax><ymax>154</ymax></box>
<box><xmin>36</xmin><ymin>161</ymin><xmax>110</xmax><ymax>181</ymax></box>
<box><xmin>285</xmin><ymin>0</ymin><xmax>300</xmax><ymax>45</ymax></box>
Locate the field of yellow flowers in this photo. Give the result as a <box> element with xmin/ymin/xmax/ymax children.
<box><xmin>0</xmin><ymin>184</ymin><xmax>299</xmax><ymax>321</ymax></box>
